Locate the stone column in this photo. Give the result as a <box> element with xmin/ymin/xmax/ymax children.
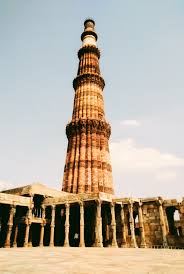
<box><xmin>5</xmin><ymin>205</ymin><xmax>16</xmax><ymax>248</ymax></box>
<box><xmin>110</xmin><ymin>203</ymin><xmax>118</xmax><ymax>247</ymax></box>
<box><xmin>178</xmin><ymin>205</ymin><xmax>184</xmax><ymax>236</ymax></box>
<box><xmin>120</xmin><ymin>204</ymin><xmax>127</xmax><ymax>247</ymax></box>
<box><xmin>64</xmin><ymin>203</ymin><xmax>70</xmax><ymax>247</ymax></box>
<box><xmin>128</xmin><ymin>201</ymin><xmax>137</xmax><ymax>248</ymax></box>
<box><xmin>95</xmin><ymin>200</ymin><xmax>103</xmax><ymax>247</ymax></box>
<box><xmin>49</xmin><ymin>205</ymin><xmax>55</xmax><ymax>247</ymax></box>
<box><xmin>79</xmin><ymin>202</ymin><xmax>85</xmax><ymax>247</ymax></box>
<box><xmin>0</xmin><ymin>216</ymin><xmax>2</xmax><ymax>233</ymax></box>
<box><xmin>24</xmin><ymin>223</ymin><xmax>31</xmax><ymax>247</ymax></box>
<box><xmin>138</xmin><ymin>202</ymin><xmax>146</xmax><ymax>248</ymax></box>
<box><xmin>104</xmin><ymin>209</ymin><xmax>110</xmax><ymax>246</ymax></box>
<box><xmin>39</xmin><ymin>224</ymin><xmax>45</xmax><ymax>247</ymax></box>
<box><xmin>24</xmin><ymin>206</ymin><xmax>32</xmax><ymax>247</ymax></box>
<box><xmin>39</xmin><ymin>206</ymin><xmax>45</xmax><ymax>247</ymax></box>
<box><xmin>13</xmin><ymin>224</ymin><xmax>18</xmax><ymax>248</ymax></box>
<box><xmin>158</xmin><ymin>199</ymin><xmax>168</xmax><ymax>248</ymax></box>
<box><xmin>28</xmin><ymin>225</ymin><xmax>32</xmax><ymax>247</ymax></box>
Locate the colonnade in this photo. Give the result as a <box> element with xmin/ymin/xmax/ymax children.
<box><xmin>0</xmin><ymin>204</ymin><xmax>42</xmax><ymax>248</ymax></box>
<box><xmin>0</xmin><ymin>199</ymin><xmax>175</xmax><ymax>248</ymax></box>
<box><xmin>0</xmin><ymin>202</ymin><xmax>92</xmax><ymax>248</ymax></box>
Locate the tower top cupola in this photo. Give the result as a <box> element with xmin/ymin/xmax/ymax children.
<box><xmin>81</xmin><ymin>18</ymin><xmax>98</xmax><ymax>47</ymax></box>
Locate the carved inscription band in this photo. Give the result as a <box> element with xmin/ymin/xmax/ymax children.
<box><xmin>66</xmin><ymin>119</ymin><xmax>111</xmax><ymax>139</ymax></box>
<box><xmin>78</xmin><ymin>45</ymin><xmax>100</xmax><ymax>59</ymax></box>
<box><xmin>73</xmin><ymin>73</ymin><xmax>105</xmax><ymax>90</ymax></box>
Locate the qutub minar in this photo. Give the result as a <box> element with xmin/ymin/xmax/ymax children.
<box><xmin>63</xmin><ymin>19</ymin><xmax>113</xmax><ymax>195</ymax></box>
<box><xmin>0</xmin><ymin>19</ymin><xmax>184</xmax><ymax>249</ymax></box>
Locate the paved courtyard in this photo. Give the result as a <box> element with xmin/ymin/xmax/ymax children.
<box><xmin>0</xmin><ymin>247</ymin><xmax>184</xmax><ymax>274</ymax></box>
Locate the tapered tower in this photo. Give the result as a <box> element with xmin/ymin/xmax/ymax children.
<box><xmin>62</xmin><ymin>19</ymin><xmax>114</xmax><ymax>195</ymax></box>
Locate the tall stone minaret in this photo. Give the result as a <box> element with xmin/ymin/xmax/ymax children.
<box><xmin>62</xmin><ymin>19</ymin><xmax>114</xmax><ymax>195</ymax></box>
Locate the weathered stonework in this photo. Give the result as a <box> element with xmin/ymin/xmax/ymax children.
<box><xmin>0</xmin><ymin>186</ymin><xmax>184</xmax><ymax>248</ymax></box>
<box><xmin>0</xmin><ymin>19</ymin><xmax>184</xmax><ymax>250</ymax></box>
<box><xmin>62</xmin><ymin>19</ymin><xmax>114</xmax><ymax>195</ymax></box>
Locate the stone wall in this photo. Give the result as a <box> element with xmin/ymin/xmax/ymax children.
<box><xmin>142</xmin><ymin>202</ymin><xmax>163</xmax><ymax>246</ymax></box>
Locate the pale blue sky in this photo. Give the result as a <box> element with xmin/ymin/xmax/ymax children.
<box><xmin>0</xmin><ymin>0</ymin><xmax>184</xmax><ymax>198</ymax></box>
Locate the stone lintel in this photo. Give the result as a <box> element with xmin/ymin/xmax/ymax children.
<box><xmin>43</xmin><ymin>193</ymin><xmax>100</xmax><ymax>206</ymax></box>
<box><xmin>112</xmin><ymin>201</ymin><xmax>122</xmax><ymax>205</ymax></box>
<box><xmin>162</xmin><ymin>199</ymin><xmax>178</xmax><ymax>207</ymax></box>
<box><xmin>140</xmin><ymin>197</ymin><xmax>163</xmax><ymax>203</ymax></box>
<box><xmin>99</xmin><ymin>192</ymin><xmax>113</xmax><ymax>202</ymax></box>
<box><xmin>31</xmin><ymin>217</ymin><xmax>43</xmax><ymax>223</ymax></box>
<box><xmin>0</xmin><ymin>193</ymin><xmax>31</xmax><ymax>207</ymax></box>
<box><xmin>113</xmin><ymin>198</ymin><xmax>140</xmax><ymax>204</ymax></box>
<box><xmin>43</xmin><ymin>192</ymin><xmax>115</xmax><ymax>207</ymax></box>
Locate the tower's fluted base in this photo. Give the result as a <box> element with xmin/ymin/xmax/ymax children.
<box><xmin>62</xmin><ymin>119</ymin><xmax>114</xmax><ymax>194</ymax></box>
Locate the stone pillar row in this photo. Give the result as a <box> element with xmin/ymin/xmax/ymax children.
<box><xmin>124</xmin><ymin>201</ymin><xmax>147</xmax><ymax>248</ymax></box>
<box><xmin>2</xmin><ymin>205</ymin><xmax>45</xmax><ymax>248</ymax></box>
<box><xmin>2</xmin><ymin>203</ymin><xmax>85</xmax><ymax>248</ymax></box>
<box><xmin>2</xmin><ymin>201</ymin><xmax>114</xmax><ymax>248</ymax></box>
<box><xmin>1</xmin><ymin>200</ymin><xmax>151</xmax><ymax>248</ymax></box>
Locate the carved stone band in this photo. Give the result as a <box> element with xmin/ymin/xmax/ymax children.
<box><xmin>73</xmin><ymin>73</ymin><xmax>105</xmax><ymax>90</ymax></box>
<box><xmin>64</xmin><ymin>160</ymin><xmax>112</xmax><ymax>172</ymax></box>
<box><xmin>78</xmin><ymin>45</ymin><xmax>100</xmax><ymax>59</ymax></box>
<box><xmin>66</xmin><ymin>119</ymin><xmax>111</xmax><ymax>139</ymax></box>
